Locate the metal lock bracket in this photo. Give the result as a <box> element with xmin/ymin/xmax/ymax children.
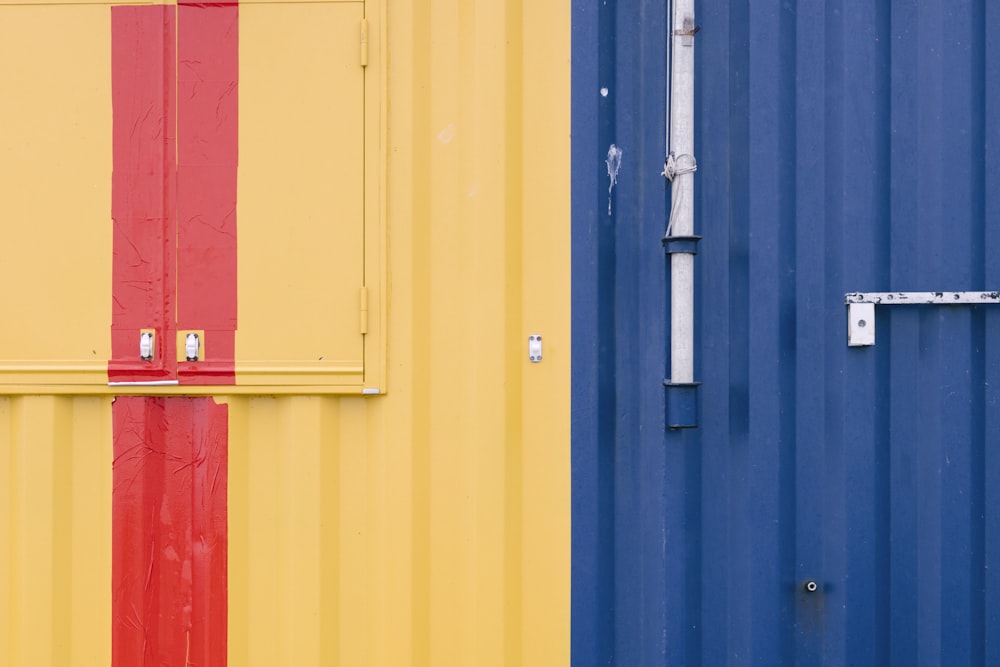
<box><xmin>845</xmin><ymin>291</ymin><xmax>1000</xmax><ymax>346</ymax></box>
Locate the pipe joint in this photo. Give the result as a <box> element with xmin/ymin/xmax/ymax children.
<box><xmin>663</xmin><ymin>234</ymin><xmax>701</xmax><ymax>255</ymax></box>
<box><xmin>664</xmin><ymin>380</ymin><xmax>701</xmax><ymax>429</ymax></box>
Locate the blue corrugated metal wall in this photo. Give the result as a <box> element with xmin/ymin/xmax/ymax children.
<box><xmin>572</xmin><ymin>0</ymin><xmax>1000</xmax><ymax>664</ymax></box>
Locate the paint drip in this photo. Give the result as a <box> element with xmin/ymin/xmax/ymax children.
<box><xmin>606</xmin><ymin>144</ymin><xmax>623</xmax><ymax>216</ymax></box>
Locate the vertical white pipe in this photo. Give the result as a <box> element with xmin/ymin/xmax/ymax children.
<box><xmin>670</xmin><ymin>0</ymin><xmax>696</xmax><ymax>383</ymax></box>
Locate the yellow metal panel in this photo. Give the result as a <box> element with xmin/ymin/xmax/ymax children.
<box><xmin>0</xmin><ymin>396</ymin><xmax>112</xmax><ymax>667</ymax></box>
<box><xmin>393</xmin><ymin>1</ymin><xmax>571</xmax><ymax>661</ymax></box>
<box><xmin>229</xmin><ymin>0</ymin><xmax>571</xmax><ymax>663</ymax></box>
<box><xmin>240</xmin><ymin>0</ymin><xmax>358</xmax><ymax>3</ymax></box>
<box><xmin>236</xmin><ymin>1</ymin><xmax>369</xmax><ymax>388</ymax></box>
<box><xmin>2</xmin><ymin>0</ymin><xmax>569</xmax><ymax>665</ymax></box>
<box><xmin>0</xmin><ymin>0</ymin><xmax>151</xmax><ymax>5</ymax></box>
<box><xmin>0</xmin><ymin>7</ymin><xmax>110</xmax><ymax>387</ymax></box>
<box><xmin>520</xmin><ymin>0</ymin><xmax>572</xmax><ymax>661</ymax></box>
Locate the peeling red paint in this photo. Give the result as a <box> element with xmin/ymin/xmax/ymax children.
<box><xmin>112</xmin><ymin>396</ymin><xmax>228</xmax><ymax>666</ymax></box>
<box><xmin>110</xmin><ymin>6</ymin><xmax>177</xmax><ymax>382</ymax></box>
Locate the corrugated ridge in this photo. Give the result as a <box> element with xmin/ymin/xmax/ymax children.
<box><xmin>0</xmin><ymin>396</ymin><xmax>113</xmax><ymax>667</ymax></box>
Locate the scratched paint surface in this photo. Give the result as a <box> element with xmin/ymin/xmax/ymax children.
<box><xmin>112</xmin><ymin>396</ymin><xmax>228</xmax><ymax>666</ymax></box>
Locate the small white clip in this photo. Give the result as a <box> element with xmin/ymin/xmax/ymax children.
<box><xmin>139</xmin><ymin>331</ymin><xmax>154</xmax><ymax>361</ymax></box>
<box><xmin>528</xmin><ymin>335</ymin><xmax>543</xmax><ymax>363</ymax></box>
<box><xmin>185</xmin><ymin>333</ymin><xmax>200</xmax><ymax>361</ymax></box>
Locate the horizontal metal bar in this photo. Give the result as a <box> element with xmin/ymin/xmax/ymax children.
<box><xmin>845</xmin><ymin>291</ymin><xmax>1000</xmax><ymax>305</ymax></box>
<box><xmin>108</xmin><ymin>380</ymin><xmax>180</xmax><ymax>387</ymax></box>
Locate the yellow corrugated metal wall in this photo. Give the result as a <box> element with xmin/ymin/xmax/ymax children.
<box><xmin>1</xmin><ymin>397</ymin><xmax>113</xmax><ymax>667</ymax></box>
<box><xmin>229</xmin><ymin>1</ymin><xmax>570</xmax><ymax>663</ymax></box>
<box><xmin>0</xmin><ymin>0</ymin><xmax>570</xmax><ymax>665</ymax></box>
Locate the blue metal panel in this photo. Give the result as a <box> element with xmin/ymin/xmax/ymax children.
<box><xmin>572</xmin><ymin>1</ymin><xmax>1000</xmax><ymax>665</ymax></box>
<box><xmin>571</xmin><ymin>0</ymin><xmax>671</xmax><ymax>664</ymax></box>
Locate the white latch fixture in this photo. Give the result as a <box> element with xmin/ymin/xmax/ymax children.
<box><xmin>185</xmin><ymin>332</ymin><xmax>200</xmax><ymax>361</ymax></box>
<box><xmin>528</xmin><ymin>334</ymin><xmax>542</xmax><ymax>363</ymax></box>
<box><xmin>139</xmin><ymin>330</ymin><xmax>154</xmax><ymax>361</ymax></box>
<box><xmin>845</xmin><ymin>291</ymin><xmax>1000</xmax><ymax>346</ymax></box>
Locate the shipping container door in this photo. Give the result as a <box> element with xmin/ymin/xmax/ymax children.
<box><xmin>237</xmin><ymin>0</ymin><xmax>369</xmax><ymax>388</ymax></box>
<box><xmin>0</xmin><ymin>0</ymin><xmax>378</xmax><ymax>392</ymax></box>
<box><xmin>571</xmin><ymin>0</ymin><xmax>1000</xmax><ymax>665</ymax></box>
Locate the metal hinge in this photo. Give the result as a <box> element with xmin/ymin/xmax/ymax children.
<box><xmin>359</xmin><ymin>286</ymin><xmax>369</xmax><ymax>335</ymax></box>
<box><xmin>360</xmin><ymin>19</ymin><xmax>369</xmax><ymax>67</ymax></box>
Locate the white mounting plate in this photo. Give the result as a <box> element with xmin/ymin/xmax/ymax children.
<box><xmin>847</xmin><ymin>303</ymin><xmax>876</xmax><ymax>347</ymax></box>
<box><xmin>528</xmin><ymin>334</ymin><xmax>542</xmax><ymax>363</ymax></box>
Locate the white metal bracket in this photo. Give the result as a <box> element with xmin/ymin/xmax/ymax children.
<box><xmin>528</xmin><ymin>334</ymin><xmax>542</xmax><ymax>363</ymax></box>
<box><xmin>847</xmin><ymin>302</ymin><xmax>876</xmax><ymax>346</ymax></box>
<box><xmin>845</xmin><ymin>291</ymin><xmax>1000</xmax><ymax>346</ymax></box>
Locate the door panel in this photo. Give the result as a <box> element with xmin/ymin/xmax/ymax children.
<box><xmin>237</xmin><ymin>2</ymin><xmax>366</xmax><ymax>386</ymax></box>
<box><xmin>0</xmin><ymin>6</ymin><xmax>112</xmax><ymax>384</ymax></box>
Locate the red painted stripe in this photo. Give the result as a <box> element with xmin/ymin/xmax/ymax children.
<box><xmin>177</xmin><ymin>2</ymin><xmax>239</xmax><ymax>385</ymax></box>
<box><xmin>112</xmin><ymin>397</ymin><xmax>229</xmax><ymax>666</ymax></box>
<box><xmin>110</xmin><ymin>6</ymin><xmax>177</xmax><ymax>382</ymax></box>
<box><xmin>111</xmin><ymin>6</ymin><xmax>233</xmax><ymax>664</ymax></box>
